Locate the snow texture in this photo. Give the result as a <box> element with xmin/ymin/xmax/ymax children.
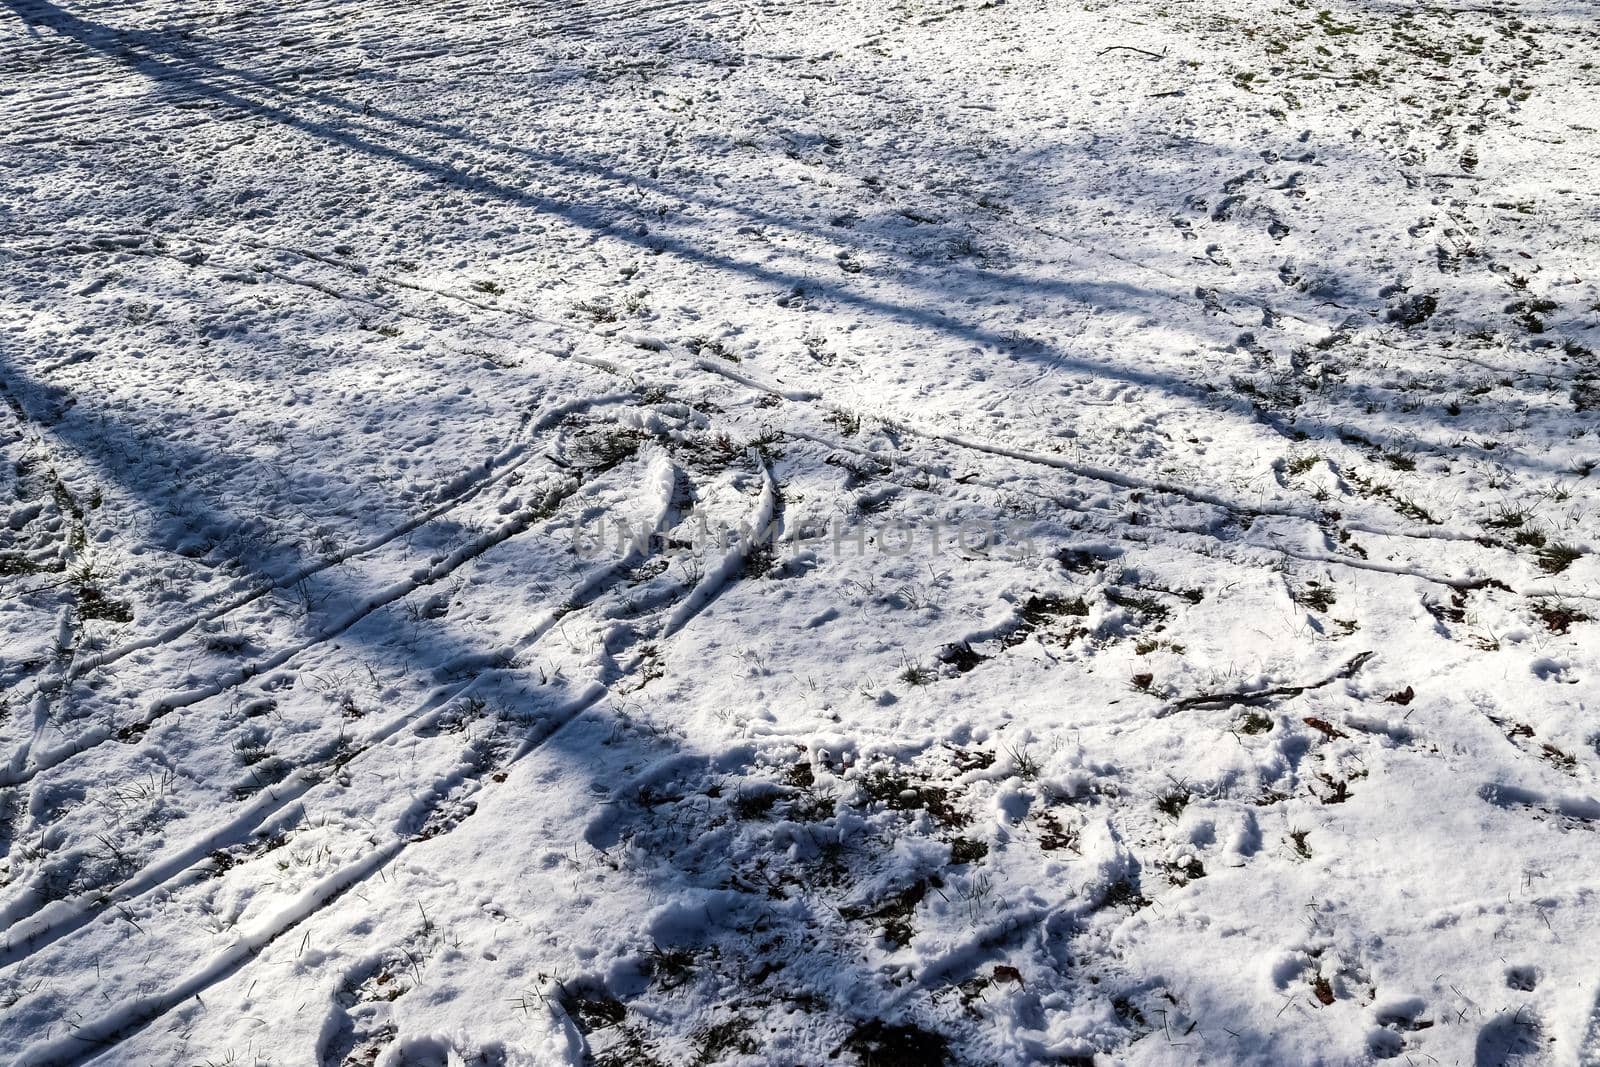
<box><xmin>1</xmin><ymin>0</ymin><xmax>1598</xmax><ymax>1064</ymax></box>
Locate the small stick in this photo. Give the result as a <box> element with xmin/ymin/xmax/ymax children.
<box><xmin>1158</xmin><ymin>651</ymin><xmax>1375</xmax><ymax>717</ymax></box>
<box><xmin>1098</xmin><ymin>45</ymin><xmax>1167</xmax><ymax>59</ymax></box>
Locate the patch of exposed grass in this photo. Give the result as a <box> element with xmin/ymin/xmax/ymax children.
<box><xmin>1532</xmin><ymin>600</ymin><xmax>1591</xmax><ymax>635</ymax></box>
<box><xmin>1536</xmin><ymin>544</ymin><xmax>1581</xmax><ymax>574</ymax></box>
<box><xmin>1294</xmin><ymin>581</ymin><xmax>1336</xmax><ymax>612</ymax></box>
<box><xmin>1239</xmin><ymin>711</ymin><xmax>1274</xmax><ymax>734</ymax></box>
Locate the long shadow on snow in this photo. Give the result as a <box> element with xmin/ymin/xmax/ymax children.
<box><xmin>6</xmin><ymin>0</ymin><xmax>1585</xmax><ymax>492</ymax></box>
<box><xmin>0</xmin><ymin>0</ymin><xmax>1263</xmax><ymax>406</ymax></box>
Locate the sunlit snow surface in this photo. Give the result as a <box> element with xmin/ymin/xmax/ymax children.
<box><xmin>1</xmin><ymin>0</ymin><xmax>1598</xmax><ymax>1063</ymax></box>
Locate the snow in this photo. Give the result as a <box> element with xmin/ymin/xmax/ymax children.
<box><xmin>1</xmin><ymin>0</ymin><xmax>1598</xmax><ymax>1063</ymax></box>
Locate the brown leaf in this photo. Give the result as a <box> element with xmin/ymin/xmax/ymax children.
<box><xmin>1384</xmin><ymin>686</ymin><xmax>1414</xmax><ymax>705</ymax></box>
<box><xmin>1303</xmin><ymin>716</ymin><xmax>1348</xmax><ymax>740</ymax></box>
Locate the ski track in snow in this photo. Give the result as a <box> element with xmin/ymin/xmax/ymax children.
<box><xmin>2</xmin><ymin>0</ymin><xmax>1599</xmax><ymax>1064</ymax></box>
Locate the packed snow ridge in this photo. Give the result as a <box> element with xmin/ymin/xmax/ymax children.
<box><xmin>1</xmin><ymin>0</ymin><xmax>1598</xmax><ymax>1063</ymax></box>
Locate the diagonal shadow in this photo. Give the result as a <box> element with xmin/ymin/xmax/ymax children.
<box><xmin>6</xmin><ymin>0</ymin><xmax>1586</xmax><ymax>488</ymax></box>
<box><xmin>2</xmin><ymin>0</ymin><xmax>1228</xmax><ymax>406</ymax></box>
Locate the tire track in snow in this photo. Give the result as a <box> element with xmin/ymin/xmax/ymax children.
<box><xmin>0</xmin><ymin>452</ymin><xmax>683</xmax><ymax>973</ymax></box>
<box><xmin>660</xmin><ymin>449</ymin><xmax>778</xmax><ymax>638</ymax></box>
<box><xmin>10</xmin><ymin>686</ymin><xmax>610</xmax><ymax>1067</ymax></box>
<box><xmin>0</xmin><ymin>327</ymin><xmax>622</xmax><ymax>783</ymax></box>
<box><xmin>8</xmin><ymin>455</ymin><xmax>704</xmax><ymax>1064</ymax></box>
<box><xmin>0</xmin><ymin>470</ymin><xmax>576</xmax><ymax>789</ymax></box>
<box><xmin>47</xmin><ymin>389</ymin><xmax>636</xmax><ymax>690</ymax></box>
<box><xmin>0</xmin><ymin>399</ymin><xmax>650</xmax><ymax>793</ymax></box>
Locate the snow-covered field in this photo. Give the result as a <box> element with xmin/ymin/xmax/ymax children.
<box><xmin>1</xmin><ymin>0</ymin><xmax>1598</xmax><ymax>1063</ymax></box>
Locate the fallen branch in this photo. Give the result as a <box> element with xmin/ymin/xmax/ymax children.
<box><xmin>1158</xmin><ymin>651</ymin><xmax>1375</xmax><ymax>717</ymax></box>
<box><xmin>1098</xmin><ymin>45</ymin><xmax>1166</xmax><ymax>60</ymax></box>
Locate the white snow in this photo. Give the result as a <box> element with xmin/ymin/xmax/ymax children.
<box><xmin>1</xmin><ymin>0</ymin><xmax>1598</xmax><ymax>1063</ymax></box>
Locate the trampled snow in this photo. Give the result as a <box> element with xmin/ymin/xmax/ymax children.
<box><xmin>1</xmin><ymin>0</ymin><xmax>1597</xmax><ymax>1063</ymax></box>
